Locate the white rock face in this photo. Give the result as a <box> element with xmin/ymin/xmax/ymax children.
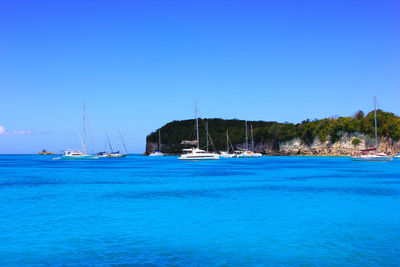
<box><xmin>275</xmin><ymin>132</ymin><xmax>397</xmax><ymax>156</ymax></box>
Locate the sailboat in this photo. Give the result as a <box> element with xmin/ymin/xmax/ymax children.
<box><xmin>220</xmin><ymin>130</ymin><xmax>236</xmax><ymax>158</ymax></box>
<box><xmin>351</xmin><ymin>98</ymin><xmax>392</xmax><ymax>161</ymax></box>
<box><xmin>97</xmin><ymin>140</ymin><xmax>109</xmax><ymax>157</ymax></box>
<box><xmin>178</xmin><ymin>101</ymin><xmax>219</xmax><ymax>160</ymax></box>
<box><xmin>149</xmin><ymin>130</ymin><xmax>164</xmax><ymax>156</ymax></box>
<box><xmin>237</xmin><ymin>121</ymin><xmax>262</xmax><ymax>158</ymax></box>
<box><xmin>61</xmin><ymin>103</ymin><xmax>99</xmax><ymax>160</ymax></box>
<box><xmin>108</xmin><ymin>130</ymin><xmax>128</xmax><ymax>158</ymax></box>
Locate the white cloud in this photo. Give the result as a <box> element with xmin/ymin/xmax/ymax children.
<box><xmin>0</xmin><ymin>125</ymin><xmax>33</xmax><ymax>135</ymax></box>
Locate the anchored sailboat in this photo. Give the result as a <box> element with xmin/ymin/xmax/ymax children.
<box><xmin>220</xmin><ymin>130</ymin><xmax>236</xmax><ymax>158</ymax></box>
<box><xmin>237</xmin><ymin>121</ymin><xmax>262</xmax><ymax>158</ymax></box>
<box><xmin>61</xmin><ymin>103</ymin><xmax>99</xmax><ymax>160</ymax></box>
<box><xmin>351</xmin><ymin>97</ymin><xmax>392</xmax><ymax>161</ymax></box>
<box><xmin>97</xmin><ymin>137</ymin><xmax>109</xmax><ymax>157</ymax></box>
<box><xmin>108</xmin><ymin>130</ymin><xmax>128</xmax><ymax>158</ymax></box>
<box><xmin>149</xmin><ymin>130</ymin><xmax>164</xmax><ymax>156</ymax></box>
<box><xmin>178</xmin><ymin>101</ymin><xmax>219</xmax><ymax>160</ymax></box>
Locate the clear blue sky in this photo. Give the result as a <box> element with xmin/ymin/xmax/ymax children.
<box><xmin>1</xmin><ymin>0</ymin><xmax>399</xmax><ymax>153</ymax></box>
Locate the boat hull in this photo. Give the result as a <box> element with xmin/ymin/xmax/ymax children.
<box><xmin>220</xmin><ymin>154</ymin><xmax>236</xmax><ymax>158</ymax></box>
<box><xmin>149</xmin><ymin>152</ymin><xmax>164</xmax><ymax>156</ymax></box>
<box><xmin>237</xmin><ymin>153</ymin><xmax>262</xmax><ymax>158</ymax></box>
<box><xmin>61</xmin><ymin>155</ymin><xmax>99</xmax><ymax>160</ymax></box>
<box><xmin>108</xmin><ymin>154</ymin><xmax>127</xmax><ymax>158</ymax></box>
<box><xmin>178</xmin><ymin>154</ymin><xmax>219</xmax><ymax>160</ymax></box>
<box><xmin>351</xmin><ymin>156</ymin><xmax>393</xmax><ymax>161</ymax></box>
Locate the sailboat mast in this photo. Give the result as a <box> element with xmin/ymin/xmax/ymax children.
<box><xmin>117</xmin><ymin>134</ymin><xmax>120</xmax><ymax>152</ymax></box>
<box><xmin>251</xmin><ymin>124</ymin><xmax>254</xmax><ymax>151</ymax></box>
<box><xmin>245</xmin><ymin>120</ymin><xmax>248</xmax><ymax>151</ymax></box>
<box><xmin>206</xmin><ymin>121</ymin><xmax>209</xmax><ymax>152</ymax></box>
<box><xmin>226</xmin><ymin>130</ymin><xmax>229</xmax><ymax>152</ymax></box>
<box><xmin>83</xmin><ymin>102</ymin><xmax>86</xmax><ymax>155</ymax></box>
<box><xmin>159</xmin><ymin>130</ymin><xmax>161</xmax><ymax>151</ymax></box>
<box><xmin>106</xmin><ymin>132</ymin><xmax>113</xmax><ymax>153</ymax></box>
<box><xmin>79</xmin><ymin>133</ymin><xmax>84</xmax><ymax>151</ymax></box>
<box><xmin>119</xmin><ymin>130</ymin><xmax>128</xmax><ymax>154</ymax></box>
<box><xmin>195</xmin><ymin>100</ymin><xmax>199</xmax><ymax>149</ymax></box>
<box><xmin>374</xmin><ymin>97</ymin><xmax>378</xmax><ymax>153</ymax></box>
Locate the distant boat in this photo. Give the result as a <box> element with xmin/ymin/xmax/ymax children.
<box><xmin>220</xmin><ymin>130</ymin><xmax>236</xmax><ymax>158</ymax></box>
<box><xmin>179</xmin><ymin>147</ymin><xmax>220</xmax><ymax>160</ymax></box>
<box><xmin>108</xmin><ymin>152</ymin><xmax>127</xmax><ymax>158</ymax></box>
<box><xmin>220</xmin><ymin>151</ymin><xmax>236</xmax><ymax>158</ymax></box>
<box><xmin>97</xmin><ymin>151</ymin><xmax>108</xmax><ymax>157</ymax></box>
<box><xmin>61</xmin><ymin>103</ymin><xmax>98</xmax><ymax>160</ymax></box>
<box><xmin>37</xmin><ymin>149</ymin><xmax>57</xmax><ymax>155</ymax></box>
<box><xmin>97</xmin><ymin>140</ymin><xmax>109</xmax><ymax>157</ymax></box>
<box><xmin>61</xmin><ymin>149</ymin><xmax>98</xmax><ymax>160</ymax></box>
<box><xmin>149</xmin><ymin>130</ymin><xmax>164</xmax><ymax>156</ymax></box>
<box><xmin>107</xmin><ymin>130</ymin><xmax>128</xmax><ymax>158</ymax></box>
<box><xmin>178</xmin><ymin>100</ymin><xmax>219</xmax><ymax>160</ymax></box>
<box><xmin>351</xmin><ymin>97</ymin><xmax>392</xmax><ymax>161</ymax></box>
<box><xmin>237</xmin><ymin>121</ymin><xmax>262</xmax><ymax>158</ymax></box>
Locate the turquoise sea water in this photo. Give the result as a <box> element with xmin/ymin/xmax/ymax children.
<box><xmin>0</xmin><ymin>155</ymin><xmax>399</xmax><ymax>266</ymax></box>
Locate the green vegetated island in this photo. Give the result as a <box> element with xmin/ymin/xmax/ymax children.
<box><xmin>146</xmin><ymin>110</ymin><xmax>400</xmax><ymax>155</ymax></box>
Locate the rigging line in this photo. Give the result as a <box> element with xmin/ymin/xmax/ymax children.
<box><xmin>105</xmin><ymin>132</ymin><xmax>114</xmax><ymax>153</ymax></box>
<box><xmin>375</xmin><ymin>100</ymin><xmax>392</xmax><ymax>151</ymax></box>
<box><xmin>119</xmin><ymin>130</ymin><xmax>128</xmax><ymax>154</ymax></box>
<box><xmin>199</xmin><ymin>118</ymin><xmax>217</xmax><ymax>152</ymax></box>
<box><xmin>227</xmin><ymin>131</ymin><xmax>235</xmax><ymax>152</ymax></box>
<box><xmin>84</xmin><ymin>105</ymin><xmax>98</xmax><ymax>153</ymax></box>
<box><xmin>197</xmin><ymin>106</ymin><xmax>217</xmax><ymax>151</ymax></box>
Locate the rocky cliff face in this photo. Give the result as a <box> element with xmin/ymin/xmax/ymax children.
<box><xmin>256</xmin><ymin>132</ymin><xmax>397</xmax><ymax>156</ymax></box>
<box><xmin>146</xmin><ymin>132</ymin><xmax>399</xmax><ymax>156</ymax></box>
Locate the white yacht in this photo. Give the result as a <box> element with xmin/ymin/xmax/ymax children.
<box><xmin>149</xmin><ymin>151</ymin><xmax>164</xmax><ymax>156</ymax></box>
<box><xmin>149</xmin><ymin>130</ymin><xmax>164</xmax><ymax>156</ymax></box>
<box><xmin>61</xmin><ymin>149</ymin><xmax>98</xmax><ymax>160</ymax></box>
<box><xmin>351</xmin><ymin>153</ymin><xmax>393</xmax><ymax>161</ymax></box>
<box><xmin>352</xmin><ymin>97</ymin><xmax>392</xmax><ymax>161</ymax></box>
<box><xmin>237</xmin><ymin>121</ymin><xmax>262</xmax><ymax>158</ymax></box>
<box><xmin>179</xmin><ymin>147</ymin><xmax>219</xmax><ymax>160</ymax></box>
<box><xmin>178</xmin><ymin>100</ymin><xmax>219</xmax><ymax>161</ymax></box>
<box><xmin>220</xmin><ymin>130</ymin><xmax>236</xmax><ymax>158</ymax></box>
<box><xmin>237</xmin><ymin>151</ymin><xmax>262</xmax><ymax>158</ymax></box>
<box><xmin>108</xmin><ymin>151</ymin><xmax>127</xmax><ymax>158</ymax></box>
<box><xmin>61</xmin><ymin>103</ymin><xmax>98</xmax><ymax>160</ymax></box>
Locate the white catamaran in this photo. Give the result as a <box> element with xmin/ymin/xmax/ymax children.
<box><xmin>237</xmin><ymin>121</ymin><xmax>262</xmax><ymax>158</ymax></box>
<box><xmin>61</xmin><ymin>103</ymin><xmax>99</xmax><ymax>160</ymax></box>
<box><xmin>178</xmin><ymin>101</ymin><xmax>219</xmax><ymax>160</ymax></box>
<box><xmin>149</xmin><ymin>130</ymin><xmax>164</xmax><ymax>156</ymax></box>
<box><xmin>351</xmin><ymin>97</ymin><xmax>392</xmax><ymax>161</ymax></box>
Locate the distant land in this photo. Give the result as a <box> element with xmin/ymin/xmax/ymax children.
<box><xmin>146</xmin><ymin>110</ymin><xmax>400</xmax><ymax>155</ymax></box>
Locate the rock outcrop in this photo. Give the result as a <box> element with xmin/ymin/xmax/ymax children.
<box><xmin>146</xmin><ymin>132</ymin><xmax>398</xmax><ymax>156</ymax></box>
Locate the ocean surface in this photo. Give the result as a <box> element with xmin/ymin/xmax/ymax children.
<box><xmin>0</xmin><ymin>155</ymin><xmax>399</xmax><ymax>266</ymax></box>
